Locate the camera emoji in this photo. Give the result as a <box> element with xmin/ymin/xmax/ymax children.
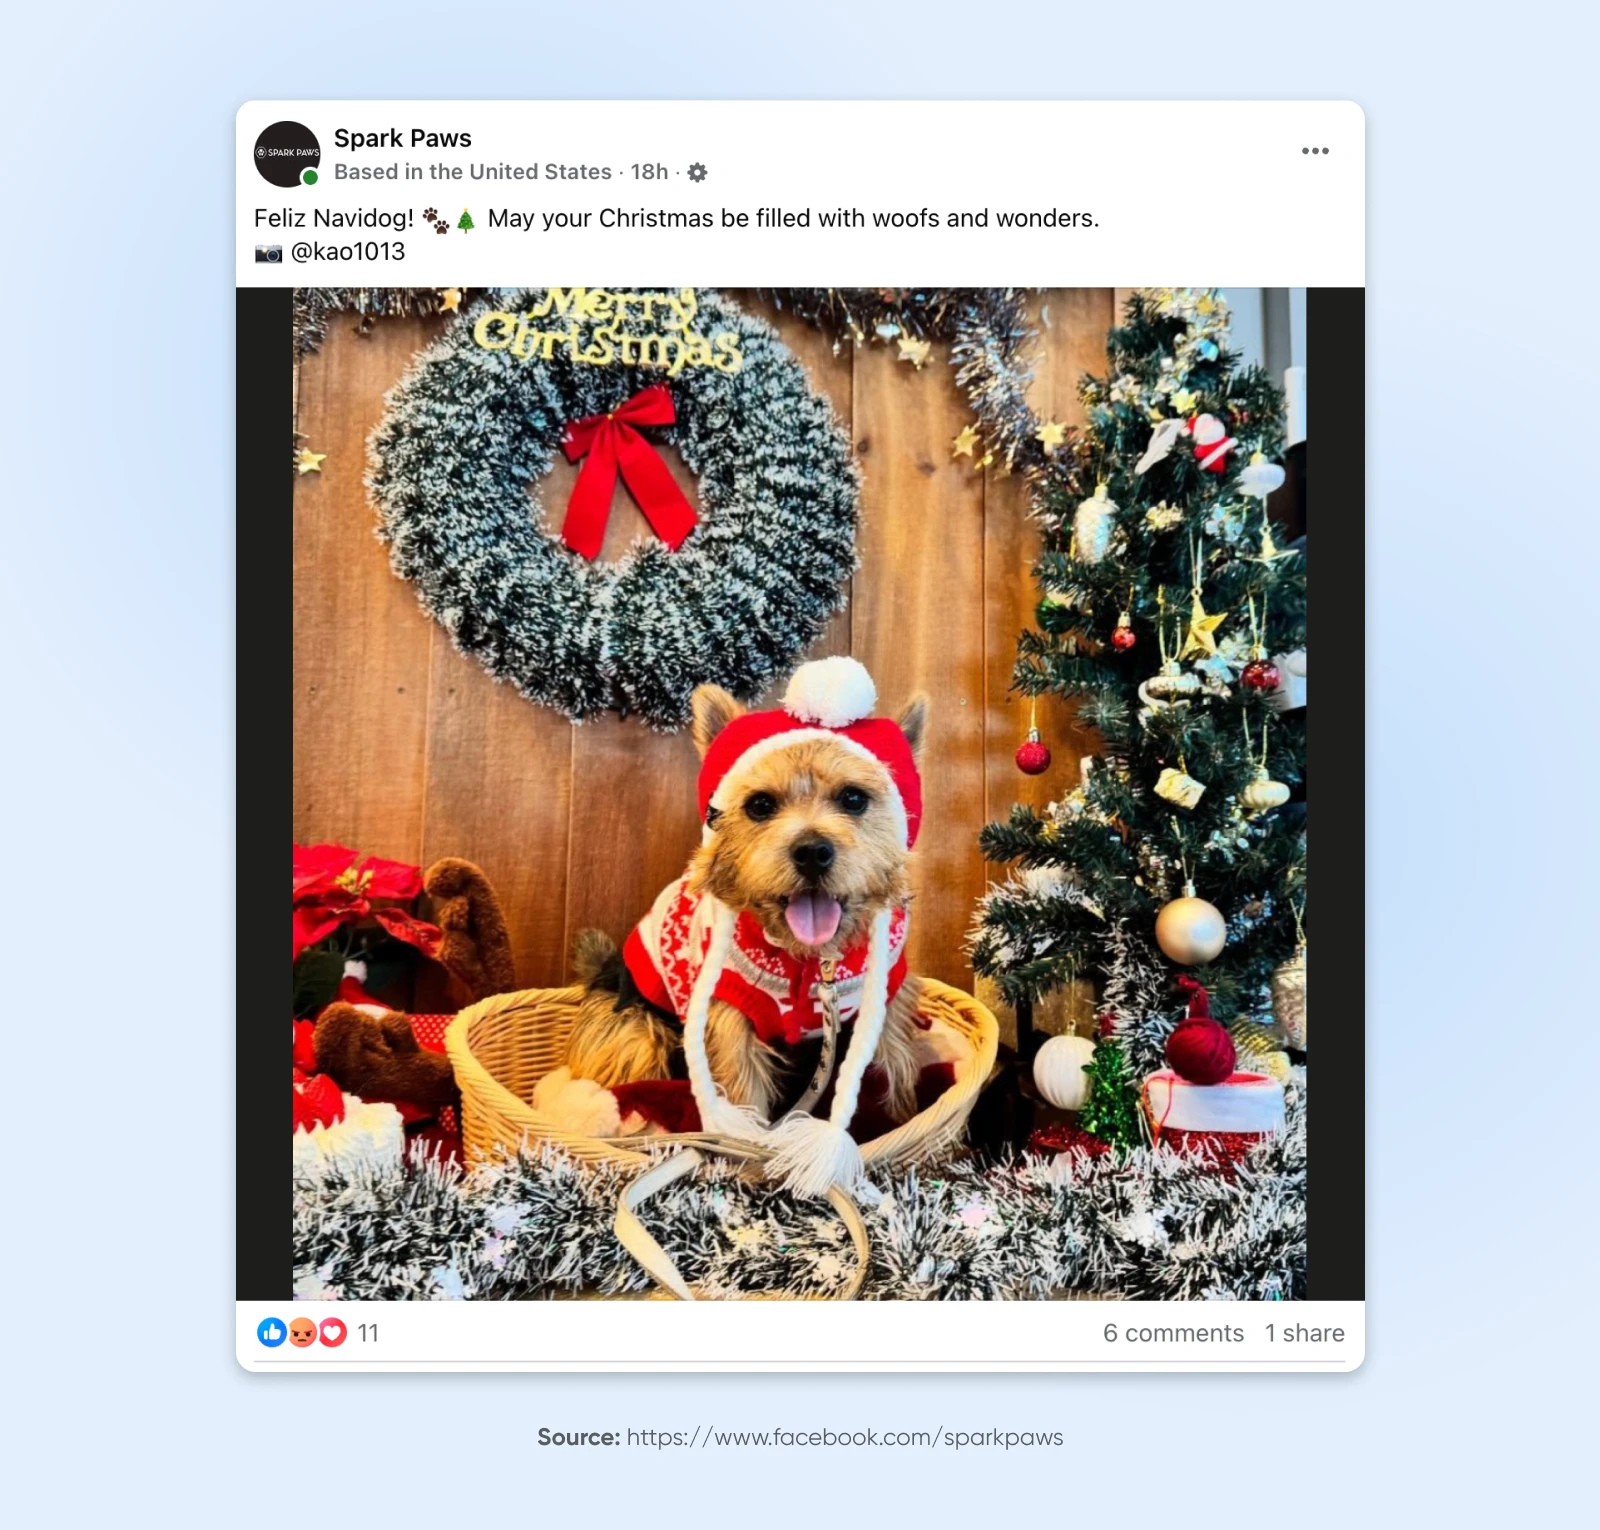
<box><xmin>255</xmin><ymin>244</ymin><xmax>283</xmax><ymax>263</ymax></box>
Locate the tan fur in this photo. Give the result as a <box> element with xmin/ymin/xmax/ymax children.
<box><xmin>690</xmin><ymin>736</ymin><xmax>908</xmax><ymax>957</ymax></box>
<box><xmin>565</xmin><ymin>683</ymin><xmax>932</xmax><ymax>1127</ymax></box>
<box><xmin>565</xmin><ymin>985</ymin><xmax>679</xmax><ymax>1088</ymax></box>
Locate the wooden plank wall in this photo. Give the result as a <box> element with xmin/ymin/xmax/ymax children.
<box><xmin>292</xmin><ymin>290</ymin><xmax>1114</xmax><ymax>1032</ymax></box>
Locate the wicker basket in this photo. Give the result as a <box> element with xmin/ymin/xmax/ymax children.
<box><xmin>445</xmin><ymin>979</ymin><xmax>999</xmax><ymax>1174</ymax></box>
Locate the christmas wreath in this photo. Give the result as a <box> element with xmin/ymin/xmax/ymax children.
<box><xmin>367</xmin><ymin>287</ymin><xmax>859</xmax><ymax>729</ymax></box>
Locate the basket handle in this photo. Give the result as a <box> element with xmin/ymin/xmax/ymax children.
<box><xmin>615</xmin><ymin>1145</ymin><xmax>870</xmax><ymax>1301</ymax></box>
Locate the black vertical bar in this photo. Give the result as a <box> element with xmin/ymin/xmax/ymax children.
<box><xmin>1304</xmin><ymin>286</ymin><xmax>1365</xmax><ymax>1302</ymax></box>
<box><xmin>236</xmin><ymin>287</ymin><xmax>294</xmax><ymax>1300</ymax></box>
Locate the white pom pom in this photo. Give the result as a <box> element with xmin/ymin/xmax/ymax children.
<box><xmin>767</xmin><ymin>1114</ymin><xmax>865</xmax><ymax>1198</ymax></box>
<box><xmin>532</xmin><ymin>1067</ymin><xmax>622</xmax><ymax>1138</ymax></box>
<box><xmin>783</xmin><ymin>656</ymin><xmax>877</xmax><ymax>727</ymax></box>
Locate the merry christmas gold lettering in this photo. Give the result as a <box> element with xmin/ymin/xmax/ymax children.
<box><xmin>473</xmin><ymin>287</ymin><xmax>743</xmax><ymax>375</ymax></box>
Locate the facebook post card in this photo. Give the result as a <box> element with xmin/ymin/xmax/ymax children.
<box><xmin>238</xmin><ymin>99</ymin><xmax>1364</xmax><ymax>1371</ymax></box>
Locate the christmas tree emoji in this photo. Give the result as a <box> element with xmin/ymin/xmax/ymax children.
<box><xmin>457</xmin><ymin>208</ymin><xmax>474</xmax><ymax>232</ymax></box>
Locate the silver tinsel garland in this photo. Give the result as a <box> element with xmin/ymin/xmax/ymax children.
<box><xmin>295</xmin><ymin>1080</ymin><xmax>1304</xmax><ymax>1302</ymax></box>
<box><xmin>366</xmin><ymin>287</ymin><xmax>860</xmax><ymax>729</ymax></box>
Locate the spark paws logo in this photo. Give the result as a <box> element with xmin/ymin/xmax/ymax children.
<box><xmin>254</xmin><ymin>121</ymin><xmax>321</xmax><ymax>187</ymax></box>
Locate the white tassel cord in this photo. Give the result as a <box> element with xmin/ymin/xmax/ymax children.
<box><xmin>768</xmin><ymin>907</ymin><xmax>893</xmax><ymax>1198</ymax></box>
<box><xmin>681</xmin><ymin>898</ymin><xmax>771</xmax><ymax>1144</ymax></box>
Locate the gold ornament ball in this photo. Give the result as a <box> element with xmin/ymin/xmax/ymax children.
<box><xmin>1155</xmin><ymin>885</ymin><xmax>1228</xmax><ymax>965</ymax></box>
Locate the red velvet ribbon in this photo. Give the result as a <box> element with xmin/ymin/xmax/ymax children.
<box><xmin>559</xmin><ymin>384</ymin><xmax>697</xmax><ymax>559</ymax></box>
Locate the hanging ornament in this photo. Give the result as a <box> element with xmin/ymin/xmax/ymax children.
<box><xmin>1240</xmin><ymin>714</ymin><xmax>1290</xmax><ymax>815</ymax></box>
<box><xmin>1156</xmin><ymin>833</ymin><xmax>1228</xmax><ymax>965</ymax></box>
<box><xmin>1135</xmin><ymin>416</ymin><xmax>1188</xmax><ymax>475</ymax></box>
<box><xmin>1241</xmin><ymin>657</ymin><xmax>1281</xmax><ymax>691</ymax></box>
<box><xmin>1138</xmin><ymin>588</ymin><xmax>1201</xmax><ymax>709</ymax></box>
<box><xmin>1241</xmin><ymin>767</ymin><xmax>1290</xmax><ymax>815</ymax></box>
<box><xmin>1190</xmin><ymin>413</ymin><xmax>1237</xmax><ymax>473</ymax></box>
<box><xmin>1111</xmin><ymin>609</ymin><xmax>1137</xmax><ymax>651</ymax></box>
<box><xmin>1165</xmin><ymin>977</ymin><xmax>1237</xmax><ymax>1084</ymax></box>
<box><xmin>1155</xmin><ymin>882</ymin><xmax>1228</xmax><ymax>964</ymax></box>
<box><xmin>1155</xmin><ymin>758</ymin><xmax>1206</xmax><ymax>809</ymax></box>
<box><xmin>1239</xmin><ymin>598</ymin><xmax>1280</xmax><ymax>689</ymax></box>
<box><xmin>1229</xmin><ymin>1018</ymin><xmax>1292</xmax><ymax>1081</ymax></box>
<box><xmin>1236</xmin><ymin>450</ymin><xmax>1286</xmax><ymax>499</ymax></box>
<box><xmin>1073</xmin><ymin>482</ymin><xmax>1116</xmax><ymax>564</ymax></box>
<box><xmin>1273</xmin><ymin>910</ymin><xmax>1307</xmax><ymax>1048</ymax></box>
<box><xmin>1032</xmin><ymin>1032</ymin><xmax>1097</xmax><ymax>1110</ymax></box>
<box><xmin>1015</xmin><ymin>697</ymin><xmax>1051</xmax><ymax>775</ymax></box>
<box><xmin>1178</xmin><ymin>535</ymin><xmax>1227</xmax><ymax>659</ymax></box>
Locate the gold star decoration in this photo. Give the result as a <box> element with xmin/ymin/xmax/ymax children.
<box><xmin>897</xmin><ymin>335</ymin><xmax>931</xmax><ymax>368</ymax></box>
<box><xmin>1170</xmin><ymin>388</ymin><xmax>1199</xmax><ymax>416</ymax></box>
<box><xmin>295</xmin><ymin>448</ymin><xmax>327</xmax><ymax>475</ymax></box>
<box><xmin>438</xmin><ymin>287</ymin><xmax>463</xmax><ymax>313</ymax></box>
<box><xmin>1036</xmin><ymin>419</ymin><xmax>1068</xmax><ymax>453</ymax></box>
<box><xmin>952</xmin><ymin>425</ymin><xmax>980</xmax><ymax>459</ymax></box>
<box><xmin>1179</xmin><ymin>589</ymin><xmax>1227</xmax><ymax>659</ymax></box>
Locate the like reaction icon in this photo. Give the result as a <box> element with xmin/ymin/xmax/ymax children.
<box><xmin>257</xmin><ymin>1317</ymin><xmax>287</xmax><ymax>1348</ymax></box>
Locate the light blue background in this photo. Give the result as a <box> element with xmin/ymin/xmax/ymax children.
<box><xmin>1</xmin><ymin>2</ymin><xmax>1589</xmax><ymax>1523</ymax></box>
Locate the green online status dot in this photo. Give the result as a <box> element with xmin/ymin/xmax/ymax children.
<box><xmin>301</xmin><ymin>168</ymin><xmax>318</xmax><ymax>185</ymax></box>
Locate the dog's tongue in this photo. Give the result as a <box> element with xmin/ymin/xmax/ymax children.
<box><xmin>785</xmin><ymin>890</ymin><xmax>842</xmax><ymax>947</ymax></box>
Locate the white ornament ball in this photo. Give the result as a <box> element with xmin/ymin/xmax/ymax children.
<box><xmin>1155</xmin><ymin>889</ymin><xmax>1228</xmax><ymax>965</ymax></box>
<box><xmin>1032</xmin><ymin>1033</ymin><xmax>1097</xmax><ymax>1111</ymax></box>
<box><xmin>1073</xmin><ymin>484</ymin><xmax>1116</xmax><ymax>564</ymax></box>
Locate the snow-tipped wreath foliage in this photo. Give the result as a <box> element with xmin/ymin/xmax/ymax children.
<box><xmin>295</xmin><ymin>1078</ymin><xmax>1304</xmax><ymax>1302</ymax></box>
<box><xmin>366</xmin><ymin>288</ymin><xmax>859</xmax><ymax>729</ymax></box>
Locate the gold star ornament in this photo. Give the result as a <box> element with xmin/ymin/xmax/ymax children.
<box><xmin>295</xmin><ymin>449</ymin><xmax>327</xmax><ymax>475</ymax></box>
<box><xmin>1036</xmin><ymin>419</ymin><xmax>1068</xmax><ymax>453</ymax></box>
<box><xmin>1179</xmin><ymin>589</ymin><xmax>1227</xmax><ymax>659</ymax></box>
<box><xmin>438</xmin><ymin>287</ymin><xmax>463</xmax><ymax>313</ymax></box>
<box><xmin>897</xmin><ymin>335</ymin><xmax>932</xmax><ymax>368</ymax></box>
<box><xmin>952</xmin><ymin>425</ymin><xmax>980</xmax><ymax>459</ymax></box>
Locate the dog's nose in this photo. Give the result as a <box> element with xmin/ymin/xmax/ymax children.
<box><xmin>790</xmin><ymin>836</ymin><xmax>836</xmax><ymax>880</ymax></box>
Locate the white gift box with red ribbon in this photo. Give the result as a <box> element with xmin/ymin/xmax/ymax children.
<box><xmin>1143</xmin><ymin>1069</ymin><xmax>1286</xmax><ymax>1135</ymax></box>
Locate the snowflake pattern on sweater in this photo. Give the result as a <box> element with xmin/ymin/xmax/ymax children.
<box><xmin>622</xmin><ymin>874</ymin><xmax>907</xmax><ymax>1046</ymax></box>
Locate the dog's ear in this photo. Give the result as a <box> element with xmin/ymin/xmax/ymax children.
<box><xmin>895</xmin><ymin>693</ymin><xmax>930</xmax><ymax>760</ymax></box>
<box><xmin>690</xmin><ymin>684</ymin><xmax>745</xmax><ymax>758</ymax></box>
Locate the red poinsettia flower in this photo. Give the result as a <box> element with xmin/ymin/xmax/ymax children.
<box><xmin>291</xmin><ymin>842</ymin><xmax>441</xmax><ymax>961</ymax></box>
<box><xmin>293</xmin><ymin>1069</ymin><xmax>347</xmax><ymax>1133</ymax></box>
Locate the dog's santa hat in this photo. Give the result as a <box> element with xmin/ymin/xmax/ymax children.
<box><xmin>683</xmin><ymin>656</ymin><xmax>923</xmax><ymax>1197</ymax></box>
<box><xmin>699</xmin><ymin>655</ymin><xmax>923</xmax><ymax>847</ymax></box>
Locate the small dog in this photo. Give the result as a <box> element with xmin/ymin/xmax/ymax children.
<box><xmin>548</xmin><ymin>657</ymin><xmax>933</xmax><ymax>1194</ymax></box>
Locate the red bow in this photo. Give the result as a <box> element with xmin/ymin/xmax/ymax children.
<box><xmin>559</xmin><ymin>384</ymin><xmax>698</xmax><ymax>560</ymax></box>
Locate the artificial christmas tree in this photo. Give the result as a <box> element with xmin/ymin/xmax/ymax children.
<box><xmin>971</xmin><ymin>290</ymin><xmax>1306</xmax><ymax>1134</ymax></box>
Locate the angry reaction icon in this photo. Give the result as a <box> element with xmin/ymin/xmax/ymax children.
<box><xmin>288</xmin><ymin>1317</ymin><xmax>317</xmax><ymax>1348</ymax></box>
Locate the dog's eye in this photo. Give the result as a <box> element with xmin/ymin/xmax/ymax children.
<box><xmin>837</xmin><ymin>786</ymin><xmax>871</xmax><ymax>816</ymax></box>
<box><xmin>744</xmin><ymin>791</ymin><xmax>779</xmax><ymax>822</ymax></box>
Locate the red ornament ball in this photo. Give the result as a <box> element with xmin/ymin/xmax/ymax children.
<box><xmin>1165</xmin><ymin>977</ymin><xmax>1237</xmax><ymax>1085</ymax></box>
<box><xmin>1111</xmin><ymin>623</ymin><xmax>1137</xmax><ymax>652</ymax></box>
<box><xmin>1016</xmin><ymin>736</ymin><xmax>1052</xmax><ymax>775</ymax></box>
<box><xmin>1241</xmin><ymin>658</ymin><xmax>1281</xmax><ymax>691</ymax></box>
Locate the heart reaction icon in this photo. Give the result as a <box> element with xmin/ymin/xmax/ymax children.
<box><xmin>318</xmin><ymin>1317</ymin><xmax>347</xmax><ymax>1348</ymax></box>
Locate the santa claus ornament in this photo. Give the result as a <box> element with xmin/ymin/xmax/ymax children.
<box><xmin>1165</xmin><ymin>976</ymin><xmax>1237</xmax><ymax>1085</ymax></box>
<box><xmin>1190</xmin><ymin>414</ymin><xmax>1237</xmax><ymax>474</ymax></box>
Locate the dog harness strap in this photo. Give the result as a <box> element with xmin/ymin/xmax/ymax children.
<box><xmin>790</xmin><ymin>959</ymin><xmax>840</xmax><ymax>1117</ymax></box>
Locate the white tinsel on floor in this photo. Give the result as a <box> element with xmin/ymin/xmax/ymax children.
<box><xmin>294</xmin><ymin>1080</ymin><xmax>1304</xmax><ymax>1302</ymax></box>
